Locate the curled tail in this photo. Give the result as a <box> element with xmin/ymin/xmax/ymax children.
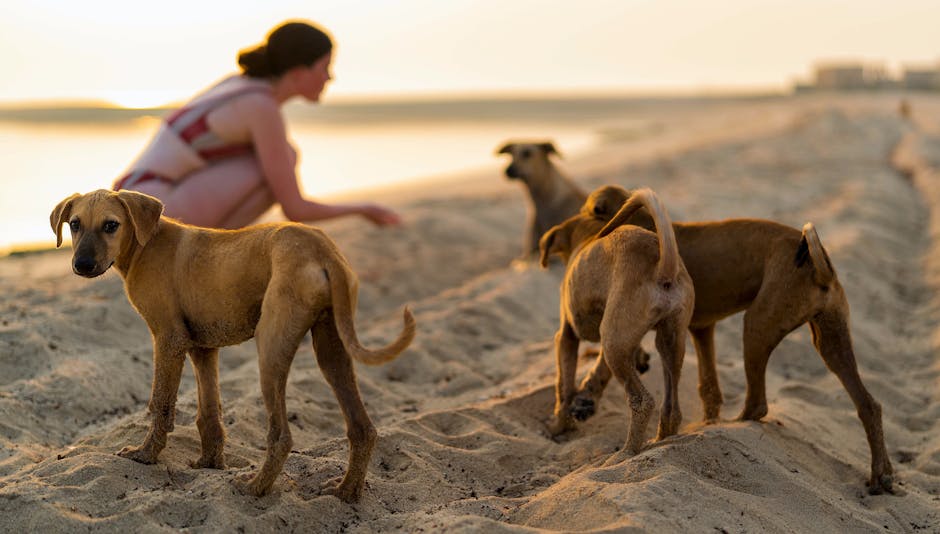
<box><xmin>325</xmin><ymin>261</ymin><xmax>416</xmax><ymax>365</ymax></box>
<box><xmin>800</xmin><ymin>222</ymin><xmax>835</xmax><ymax>285</ymax></box>
<box><xmin>598</xmin><ymin>188</ymin><xmax>680</xmax><ymax>288</ymax></box>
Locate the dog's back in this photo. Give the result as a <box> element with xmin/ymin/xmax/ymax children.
<box><xmin>597</xmin><ymin>197</ymin><xmax>835</xmax><ymax>325</ymax></box>
<box><xmin>561</xmin><ymin>227</ymin><xmax>661</xmax><ymax>342</ymax></box>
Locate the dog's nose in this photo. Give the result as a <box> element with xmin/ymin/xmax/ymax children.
<box><xmin>73</xmin><ymin>256</ymin><xmax>97</xmax><ymax>275</ymax></box>
<box><xmin>505</xmin><ymin>164</ymin><xmax>520</xmax><ymax>179</ymax></box>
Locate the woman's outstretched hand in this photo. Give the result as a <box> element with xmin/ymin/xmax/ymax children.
<box><xmin>360</xmin><ymin>204</ymin><xmax>402</xmax><ymax>226</ymax></box>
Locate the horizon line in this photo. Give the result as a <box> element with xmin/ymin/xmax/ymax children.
<box><xmin>0</xmin><ymin>84</ymin><xmax>792</xmax><ymax>111</ymax></box>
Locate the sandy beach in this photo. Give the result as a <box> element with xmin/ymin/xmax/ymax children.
<box><xmin>1</xmin><ymin>93</ymin><xmax>939</xmax><ymax>532</ymax></box>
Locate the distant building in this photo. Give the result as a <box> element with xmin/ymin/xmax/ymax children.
<box><xmin>902</xmin><ymin>67</ymin><xmax>940</xmax><ymax>90</ymax></box>
<box><xmin>794</xmin><ymin>59</ymin><xmax>939</xmax><ymax>93</ymax></box>
<box><xmin>815</xmin><ymin>64</ymin><xmax>864</xmax><ymax>89</ymax></box>
<box><xmin>813</xmin><ymin>63</ymin><xmax>888</xmax><ymax>90</ymax></box>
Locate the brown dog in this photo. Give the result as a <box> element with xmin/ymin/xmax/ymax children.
<box><xmin>50</xmin><ymin>190</ymin><xmax>416</xmax><ymax>502</ymax></box>
<box><xmin>496</xmin><ymin>141</ymin><xmax>586</xmax><ymax>259</ymax></box>
<box><xmin>539</xmin><ymin>188</ymin><xmax>694</xmax><ymax>461</ymax></box>
<box><xmin>571</xmin><ymin>185</ymin><xmax>893</xmax><ymax>494</ymax></box>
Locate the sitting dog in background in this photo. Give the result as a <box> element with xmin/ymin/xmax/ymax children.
<box><xmin>539</xmin><ymin>188</ymin><xmax>694</xmax><ymax>461</ymax></box>
<box><xmin>498</xmin><ymin>142</ymin><xmax>652</xmax><ymax>375</ymax></box>
<box><xmin>570</xmin><ymin>185</ymin><xmax>893</xmax><ymax>494</ymax></box>
<box><xmin>496</xmin><ymin>141</ymin><xmax>586</xmax><ymax>260</ymax></box>
<box><xmin>50</xmin><ymin>189</ymin><xmax>416</xmax><ymax>503</ymax></box>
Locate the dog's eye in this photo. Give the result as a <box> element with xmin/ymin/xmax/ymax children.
<box><xmin>520</xmin><ymin>148</ymin><xmax>532</xmax><ymax>159</ymax></box>
<box><xmin>102</xmin><ymin>221</ymin><xmax>120</xmax><ymax>234</ymax></box>
<box><xmin>69</xmin><ymin>220</ymin><xmax>80</xmax><ymax>232</ymax></box>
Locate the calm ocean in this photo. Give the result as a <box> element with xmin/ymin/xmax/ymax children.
<box><xmin>0</xmin><ymin>95</ymin><xmax>724</xmax><ymax>253</ymax></box>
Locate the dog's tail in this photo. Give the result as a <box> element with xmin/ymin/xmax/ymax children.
<box><xmin>799</xmin><ymin>223</ymin><xmax>835</xmax><ymax>285</ymax></box>
<box><xmin>325</xmin><ymin>261</ymin><xmax>416</xmax><ymax>365</ymax></box>
<box><xmin>598</xmin><ymin>188</ymin><xmax>680</xmax><ymax>288</ymax></box>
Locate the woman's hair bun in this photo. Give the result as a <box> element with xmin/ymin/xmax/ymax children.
<box><xmin>237</xmin><ymin>45</ymin><xmax>274</xmax><ymax>78</ymax></box>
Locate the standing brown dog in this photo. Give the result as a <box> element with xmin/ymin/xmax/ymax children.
<box><xmin>50</xmin><ymin>189</ymin><xmax>416</xmax><ymax>502</ymax></box>
<box><xmin>539</xmin><ymin>188</ymin><xmax>694</xmax><ymax>461</ymax></box>
<box><xmin>571</xmin><ymin>185</ymin><xmax>893</xmax><ymax>494</ymax></box>
<box><xmin>496</xmin><ymin>141</ymin><xmax>586</xmax><ymax>259</ymax></box>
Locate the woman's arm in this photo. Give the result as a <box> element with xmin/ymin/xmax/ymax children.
<box><xmin>239</xmin><ymin>94</ymin><xmax>401</xmax><ymax>225</ymax></box>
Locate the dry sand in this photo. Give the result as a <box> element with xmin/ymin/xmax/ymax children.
<box><xmin>1</xmin><ymin>93</ymin><xmax>939</xmax><ymax>532</ymax></box>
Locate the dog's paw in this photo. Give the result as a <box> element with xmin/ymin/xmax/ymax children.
<box><xmin>232</xmin><ymin>473</ymin><xmax>269</xmax><ymax>497</ymax></box>
<box><xmin>547</xmin><ymin>414</ymin><xmax>575</xmax><ymax>438</ymax></box>
<box><xmin>702</xmin><ymin>404</ymin><xmax>722</xmax><ymax>424</ymax></box>
<box><xmin>570</xmin><ymin>396</ymin><xmax>596</xmax><ymax>421</ymax></box>
<box><xmin>867</xmin><ymin>473</ymin><xmax>895</xmax><ymax>495</ymax></box>
<box><xmin>736</xmin><ymin>403</ymin><xmax>768</xmax><ymax>421</ymax></box>
<box><xmin>116</xmin><ymin>445</ymin><xmax>158</xmax><ymax>464</ymax></box>
<box><xmin>190</xmin><ymin>454</ymin><xmax>226</xmax><ymax>470</ymax></box>
<box><xmin>321</xmin><ymin>476</ymin><xmax>363</xmax><ymax>503</ymax></box>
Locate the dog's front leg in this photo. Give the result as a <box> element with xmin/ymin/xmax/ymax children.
<box><xmin>571</xmin><ymin>346</ymin><xmax>651</xmax><ymax>422</ymax></box>
<box><xmin>523</xmin><ymin>219</ymin><xmax>541</xmax><ymax>259</ymax></box>
<box><xmin>690</xmin><ymin>325</ymin><xmax>723</xmax><ymax>422</ymax></box>
<box><xmin>548</xmin><ymin>322</ymin><xmax>580</xmax><ymax>437</ymax></box>
<box><xmin>189</xmin><ymin>347</ymin><xmax>226</xmax><ymax>469</ymax></box>
<box><xmin>118</xmin><ymin>340</ymin><xmax>186</xmax><ymax>464</ymax></box>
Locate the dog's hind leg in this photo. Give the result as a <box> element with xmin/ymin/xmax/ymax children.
<box><xmin>602</xmin><ymin>327</ymin><xmax>654</xmax><ymax>463</ymax></box>
<box><xmin>118</xmin><ymin>341</ymin><xmax>185</xmax><ymax>464</ymax></box>
<box><xmin>548</xmin><ymin>322</ymin><xmax>580</xmax><ymax>437</ymax></box>
<box><xmin>235</xmin><ymin>297</ymin><xmax>306</xmax><ymax>497</ymax></box>
<box><xmin>809</xmin><ymin>312</ymin><xmax>893</xmax><ymax>494</ymax></box>
<box><xmin>654</xmin><ymin>319</ymin><xmax>686</xmax><ymax>440</ymax></box>
<box><xmin>312</xmin><ymin>309</ymin><xmax>377</xmax><ymax>503</ymax></box>
<box><xmin>189</xmin><ymin>347</ymin><xmax>226</xmax><ymax>469</ymax></box>
<box><xmin>690</xmin><ymin>324</ymin><xmax>723</xmax><ymax>422</ymax></box>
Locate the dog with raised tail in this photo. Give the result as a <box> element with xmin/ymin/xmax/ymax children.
<box><xmin>539</xmin><ymin>187</ymin><xmax>694</xmax><ymax>462</ymax></box>
<box><xmin>50</xmin><ymin>189</ymin><xmax>416</xmax><ymax>502</ymax></box>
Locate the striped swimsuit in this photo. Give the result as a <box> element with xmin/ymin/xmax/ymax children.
<box><xmin>114</xmin><ymin>82</ymin><xmax>271</xmax><ymax>191</ymax></box>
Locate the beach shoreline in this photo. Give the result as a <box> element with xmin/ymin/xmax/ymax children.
<box><xmin>2</xmin><ymin>92</ymin><xmax>939</xmax><ymax>532</ymax></box>
<box><xmin>0</xmin><ymin>91</ymin><xmax>796</xmax><ymax>256</ymax></box>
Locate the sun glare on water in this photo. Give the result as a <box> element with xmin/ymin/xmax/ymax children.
<box><xmin>104</xmin><ymin>91</ymin><xmax>180</xmax><ymax>109</ymax></box>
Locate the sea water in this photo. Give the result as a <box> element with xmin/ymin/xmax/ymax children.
<box><xmin>0</xmin><ymin>95</ymin><xmax>691</xmax><ymax>253</ymax></box>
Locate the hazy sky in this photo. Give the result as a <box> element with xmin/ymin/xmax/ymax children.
<box><xmin>2</xmin><ymin>0</ymin><xmax>938</xmax><ymax>107</ymax></box>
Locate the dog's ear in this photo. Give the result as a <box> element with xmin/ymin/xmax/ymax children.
<box><xmin>538</xmin><ymin>226</ymin><xmax>565</xmax><ymax>268</ymax></box>
<box><xmin>496</xmin><ymin>143</ymin><xmax>514</xmax><ymax>155</ymax></box>
<box><xmin>50</xmin><ymin>193</ymin><xmax>81</xmax><ymax>248</ymax></box>
<box><xmin>584</xmin><ymin>185</ymin><xmax>630</xmax><ymax>220</ymax></box>
<box><xmin>540</xmin><ymin>142</ymin><xmax>561</xmax><ymax>158</ymax></box>
<box><xmin>116</xmin><ymin>190</ymin><xmax>164</xmax><ymax>247</ymax></box>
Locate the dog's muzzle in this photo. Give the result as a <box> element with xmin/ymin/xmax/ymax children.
<box><xmin>504</xmin><ymin>164</ymin><xmax>522</xmax><ymax>180</ymax></box>
<box><xmin>73</xmin><ymin>256</ymin><xmax>106</xmax><ymax>278</ymax></box>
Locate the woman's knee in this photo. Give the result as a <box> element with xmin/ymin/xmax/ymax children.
<box><xmin>164</xmin><ymin>157</ymin><xmax>268</xmax><ymax>226</ymax></box>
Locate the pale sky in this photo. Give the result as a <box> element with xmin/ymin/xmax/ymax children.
<box><xmin>2</xmin><ymin>0</ymin><xmax>938</xmax><ymax>107</ymax></box>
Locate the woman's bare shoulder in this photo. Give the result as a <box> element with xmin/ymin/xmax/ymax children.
<box><xmin>232</xmin><ymin>90</ymin><xmax>279</xmax><ymax>116</ymax></box>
